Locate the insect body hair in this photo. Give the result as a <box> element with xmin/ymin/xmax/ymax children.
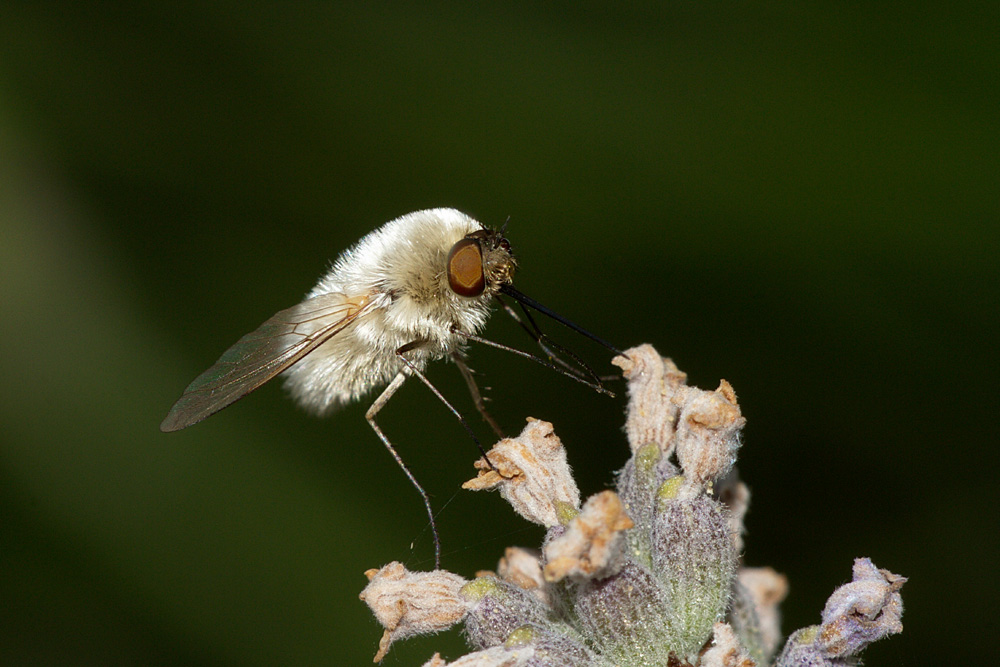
<box><xmin>282</xmin><ymin>209</ymin><xmax>499</xmax><ymax>415</ymax></box>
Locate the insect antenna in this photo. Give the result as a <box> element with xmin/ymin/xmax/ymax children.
<box><xmin>498</xmin><ymin>215</ymin><xmax>510</xmax><ymax>238</ymax></box>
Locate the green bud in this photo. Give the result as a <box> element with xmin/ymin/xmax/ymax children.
<box><xmin>462</xmin><ymin>577</ymin><xmax>550</xmax><ymax>650</ymax></box>
<box><xmin>656</xmin><ymin>475</ymin><xmax>685</xmax><ymax>502</ymax></box>
<box><xmin>555</xmin><ymin>501</ymin><xmax>579</xmax><ymax>526</ymax></box>
<box><xmin>651</xmin><ymin>494</ymin><xmax>736</xmax><ymax>658</ymax></box>
<box><xmin>573</xmin><ymin>560</ymin><xmax>675</xmax><ymax>665</ymax></box>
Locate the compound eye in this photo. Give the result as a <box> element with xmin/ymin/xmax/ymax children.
<box><xmin>447</xmin><ymin>238</ymin><xmax>486</xmax><ymax>296</ymax></box>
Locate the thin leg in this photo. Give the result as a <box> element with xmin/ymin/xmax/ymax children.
<box><xmin>394</xmin><ymin>343</ymin><xmax>494</xmax><ymax>464</ymax></box>
<box><xmin>452</xmin><ymin>353</ymin><xmax>505</xmax><ymax>439</ymax></box>
<box><xmin>450</xmin><ymin>326</ymin><xmax>615</xmax><ymax>398</ymax></box>
<box><xmin>518</xmin><ymin>303</ymin><xmax>626</xmax><ymax>383</ymax></box>
<box><xmin>515</xmin><ymin>301</ymin><xmax>605</xmax><ymax>384</ymax></box>
<box><xmin>497</xmin><ymin>294</ymin><xmax>624</xmax><ymax>385</ymax></box>
<box><xmin>496</xmin><ymin>295</ymin><xmax>573</xmax><ymax>369</ymax></box>
<box><xmin>365</xmin><ymin>371</ymin><xmax>441</xmax><ymax>568</ymax></box>
<box><xmin>499</xmin><ymin>283</ymin><xmax>624</xmax><ymax>356</ymax></box>
<box><xmin>496</xmin><ymin>294</ymin><xmax>615</xmax><ymax>386</ymax></box>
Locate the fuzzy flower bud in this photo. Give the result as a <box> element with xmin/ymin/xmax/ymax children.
<box><xmin>616</xmin><ymin>442</ymin><xmax>679</xmax><ymax>564</ymax></box>
<box><xmin>572</xmin><ymin>559</ymin><xmax>673</xmax><ymax>664</ymax></box>
<box><xmin>673</xmin><ymin>380</ymin><xmax>745</xmax><ymax>490</ymax></box>
<box><xmin>463</xmin><ymin>418</ymin><xmax>580</xmax><ymax>527</ymax></box>
<box><xmin>362</xmin><ymin>344</ymin><xmax>905</xmax><ymax>666</ymax></box>
<box><xmin>776</xmin><ymin>558</ymin><xmax>905</xmax><ymax>666</ymax></box>
<box><xmin>359</xmin><ymin>562</ymin><xmax>470</xmax><ymax>662</ymax></box>
<box><xmin>461</xmin><ymin>576</ymin><xmax>551</xmax><ymax>650</ymax></box>
<box><xmin>652</xmin><ymin>486</ymin><xmax>737</xmax><ymax>658</ymax></box>
<box><xmin>613</xmin><ymin>344</ymin><xmax>688</xmax><ymax>455</ymax></box>
<box><xmin>421</xmin><ymin>646</ymin><xmax>534</xmax><ymax>667</ymax></box>
<box><xmin>542</xmin><ymin>490</ymin><xmax>634</xmax><ymax>583</ymax></box>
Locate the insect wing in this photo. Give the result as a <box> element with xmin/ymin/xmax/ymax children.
<box><xmin>160</xmin><ymin>291</ymin><xmax>373</xmax><ymax>432</ymax></box>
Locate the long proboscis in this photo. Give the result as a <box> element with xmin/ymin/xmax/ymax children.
<box><xmin>499</xmin><ymin>284</ymin><xmax>624</xmax><ymax>357</ymax></box>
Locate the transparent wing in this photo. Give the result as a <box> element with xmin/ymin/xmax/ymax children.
<box><xmin>160</xmin><ymin>291</ymin><xmax>374</xmax><ymax>432</ymax></box>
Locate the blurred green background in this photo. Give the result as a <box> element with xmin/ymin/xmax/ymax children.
<box><xmin>1</xmin><ymin>3</ymin><xmax>995</xmax><ymax>665</ymax></box>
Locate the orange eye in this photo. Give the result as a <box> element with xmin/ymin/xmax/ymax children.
<box><xmin>447</xmin><ymin>238</ymin><xmax>485</xmax><ymax>297</ymax></box>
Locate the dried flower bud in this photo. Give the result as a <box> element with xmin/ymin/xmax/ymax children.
<box><xmin>497</xmin><ymin>547</ymin><xmax>547</xmax><ymax>604</ymax></box>
<box><xmin>701</xmin><ymin>622</ymin><xmax>756</xmax><ymax>667</ymax></box>
<box><xmin>463</xmin><ymin>418</ymin><xmax>580</xmax><ymax>527</ymax></box>
<box><xmin>359</xmin><ymin>562</ymin><xmax>470</xmax><ymax>662</ymax></box>
<box><xmin>819</xmin><ymin>558</ymin><xmax>906</xmax><ymax>655</ymax></box>
<box><xmin>673</xmin><ymin>380</ymin><xmax>745</xmax><ymax>489</ymax></box>
<box><xmin>715</xmin><ymin>471</ymin><xmax>750</xmax><ymax>554</ymax></box>
<box><xmin>461</xmin><ymin>576</ymin><xmax>551</xmax><ymax>650</ymax></box>
<box><xmin>542</xmin><ymin>490</ymin><xmax>634</xmax><ymax>583</ymax></box>
<box><xmin>730</xmin><ymin>567</ymin><xmax>788</xmax><ymax>664</ymax></box>
<box><xmin>652</xmin><ymin>492</ymin><xmax>737</xmax><ymax>658</ymax></box>
<box><xmin>739</xmin><ymin>567</ymin><xmax>788</xmax><ymax>659</ymax></box>
<box><xmin>613</xmin><ymin>344</ymin><xmax>688</xmax><ymax>455</ymax></box>
<box><xmin>777</xmin><ymin>558</ymin><xmax>905</xmax><ymax>666</ymax></box>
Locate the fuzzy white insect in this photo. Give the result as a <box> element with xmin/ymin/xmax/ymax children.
<box><xmin>161</xmin><ymin>208</ymin><xmax>617</xmax><ymax>565</ymax></box>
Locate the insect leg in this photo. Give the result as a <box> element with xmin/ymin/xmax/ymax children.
<box><xmin>365</xmin><ymin>370</ymin><xmax>441</xmax><ymax>568</ymax></box>
<box><xmin>450</xmin><ymin>327</ymin><xmax>616</xmax><ymax>398</ymax></box>
<box><xmin>499</xmin><ymin>284</ymin><xmax>624</xmax><ymax>356</ymax></box>
<box><xmin>496</xmin><ymin>294</ymin><xmax>606</xmax><ymax>385</ymax></box>
<box><xmin>495</xmin><ymin>294</ymin><xmax>574</xmax><ymax>370</ymax></box>
<box><xmin>395</xmin><ymin>341</ymin><xmax>494</xmax><ymax>465</ymax></box>
<box><xmin>452</xmin><ymin>352</ymin><xmax>505</xmax><ymax>439</ymax></box>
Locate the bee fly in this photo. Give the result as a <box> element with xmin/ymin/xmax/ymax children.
<box><xmin>161</xmin><ymin>208</ymin><xmax>620</xmax><ymax>565</ymax></box>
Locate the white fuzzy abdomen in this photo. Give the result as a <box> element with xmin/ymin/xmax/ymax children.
<box><xmin>281</xmin><ymin>293</ymin><xmax>479</xmax><ymax>415</ymax></box>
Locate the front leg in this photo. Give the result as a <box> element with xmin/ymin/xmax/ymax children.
<box><xmin>452</xmin><ymin>351</ymin><xmax>505</xmax><ymax>439</ymax></box>
<box><xmin>393</xmin><ymin>340</ymin><xmax>493</xmax><ymax>464</ymax></box>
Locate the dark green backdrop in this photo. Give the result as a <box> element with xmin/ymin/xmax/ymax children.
<box><xmin>1</xmin><ymin>3</ymin><xmax>995</xmax><ymax>665</ymax></box>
